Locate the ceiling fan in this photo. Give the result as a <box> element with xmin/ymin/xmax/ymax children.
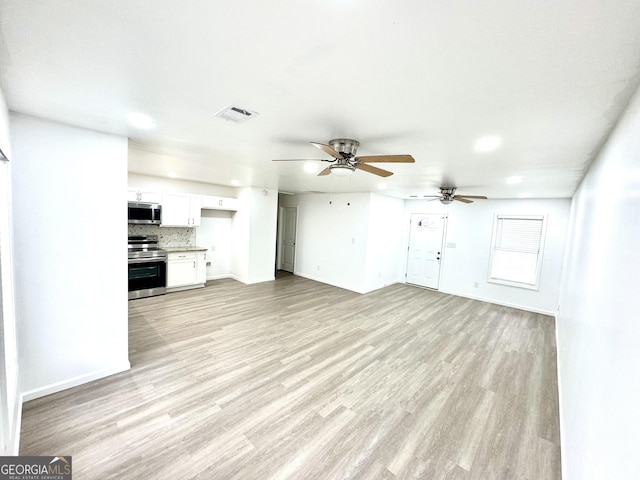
<box><xmin>423</xmin><ymin>187</ymin><xmax>488</xmax><ymax>204</ymax></box>
<box><xmin>273</xmin><ymin>138</ymin><xmax>415</xmax><ymax>177</ymax></box>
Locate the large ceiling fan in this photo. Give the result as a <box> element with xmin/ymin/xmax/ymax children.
<box><xmin>273</xmin><ymin>138</ymin><xmax>415</xmax><ymax>177</ymax></box>
<box><xmin>423</xmin><ymin>187</ymin><xmax>488</xmax><ymax>204</ymax></box>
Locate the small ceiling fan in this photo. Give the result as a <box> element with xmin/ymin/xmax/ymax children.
<box><xmin>423</xmin><ymin>187</ymin><xmax>488</xmax><ymax>204</ymax></box>
<box><xmin>273</xmin><ymin>138</ymin><xmax>415</xmax><ymax>177</ymax></box>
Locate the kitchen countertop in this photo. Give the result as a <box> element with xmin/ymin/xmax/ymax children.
<box><xmin>162</xmin><ymin>246</ymin><xmax>208</xmax><ymax>252</ymax></box>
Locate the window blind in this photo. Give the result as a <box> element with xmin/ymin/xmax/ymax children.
<box><xmin>489</xmin><ymin>215</ymin><xmax>545</xmax><ymax>288</ymax></box>
<box><xmin>494</xmin><ymin>217</ymin><xmax>543</xmax><ymax>254</ymax></box>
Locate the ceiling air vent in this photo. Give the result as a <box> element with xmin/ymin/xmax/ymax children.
<box><xmin>215</xmin><ymin>105</ymin><xmax>259</xmax><ymax>123</ymax></box>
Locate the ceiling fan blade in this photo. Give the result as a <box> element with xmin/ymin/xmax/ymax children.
<box><xmin>356</xmin><ymin>154</ymin><xmax>415</xmax><ymax>163</ymax></box>
<box><xmin>455</xmin><ymin>195</ymin><xmax>487</xmax><ymax>199</ymax></box>
<box><xmin>355</xmin><ymin>163</ymin><xmax>393</xmax><ymax>177</ymax></box>
<box><xmin>272</xmin><ymin>158</ymin><xmax>328</xmax><ymax>162</ymax></box>
<box><xmin>453</xmin><ymin>197</ymin><xmax>473</xmax><ymax>203</ymax></box>
<box><xmin>310</xmin><ymin>142</ymin><xmax>342</xmax><ymax>159</ymax></box>
<box><xmin>318</xmin><ymin>167</ymin><xmax>331</xmax><ymax>176</ymax></box>
<box><xmin>422</xmin><ymin>195</ymin><xmax>442</xmax><ymax>198</ymax></box>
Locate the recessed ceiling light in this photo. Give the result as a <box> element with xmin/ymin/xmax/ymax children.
<box><xmin>128</xmin><ymin>113</ymin><xmax>156</xmax><ymax>129</ymax></box>
<box><xmin>230</xmin><ymin>179</ymin><xmax>240</xmax><ymax>186</ymax></box>
<box><xmin>519</xmin><ymin>192</ymin><xmax>531</xmax><ymax>198</ymax></box>
<box><xmin>474</xmin><ymin>136</ymin><xmax>501</xmax><ymax>152</ymax></box>
<box><xmin>507</xmin><ymin>176</ymin><xmax>523</xmax><ymax>184</ymax></box>
<box><xmin>167</xmin><ymin>172</ymin><xmax>177</xmax><ymax>178</ymax></box>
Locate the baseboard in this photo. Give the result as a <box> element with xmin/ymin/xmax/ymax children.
<box><xmin>166</xmin><ymin>283</ymin><xmax>205</xmax><ymax>293</ymax></box>
<box><xmin>294</xmin><ymin>272</ymin><xmax>364</xmax><ymax>294</ymax></box>
<box><xmin>437</xmin><ymin>288</ymin><xmax>557</xmax><ymax>316</ymax></box>
<box><xmin>360</xmin><ymin>280</ymin><xmax>402</xmax><ymax>295</ymax></box>
<box><xmin>206</xmin><ymin>274</ymin><xmax>233</xmax><ymax>281</ymax></box>
<box><xmin>245</xmin><ymin>276</ymin><xmax>275</xmax><ymax>285</ymax></box>
<box><xmin>293</xmin><ymin>272</ymin><xmax>403</xmax><ymax>295</ymax></box>
<box><xmin>21</xmin><ymin>361</ymin><xmax>131</xmax><ymax>403</ymax></box>
<box><xmin>227</xmin><ymin>274</ymin><xmax>275</xmax><ymax>285</ymax></box>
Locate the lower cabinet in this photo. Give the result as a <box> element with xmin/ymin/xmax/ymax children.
<box><xmin>167</xmin><ymin>251</ymin><xmax>206</xmax><ymax>291</ymax></box>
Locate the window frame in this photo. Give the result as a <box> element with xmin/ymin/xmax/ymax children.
<box><xmin>487</xmin><ymin>214</ymin><xmax>547</xmax><ymax>290</ymax></box>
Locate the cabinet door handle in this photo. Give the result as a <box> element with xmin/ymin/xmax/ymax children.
<box><xmin>193</xmin><ymin>261</ymin><xmax>196</xmax><ymax>268</ymax></box>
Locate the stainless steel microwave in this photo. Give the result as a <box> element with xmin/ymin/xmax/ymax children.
<box><xmin>128</xmin><ymin>202</ymin><xmax>162</xmax><ymax>225</ymax></box>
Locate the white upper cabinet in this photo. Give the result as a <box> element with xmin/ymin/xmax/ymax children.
<box><xmin>201</xmin><ymin>195</ymin><xmax>239</xmax><ymax>211</ymax></box>
<box><xmin>161</xmin><ymin>193</ymin><xmax>202</xmax><ymax>227</ymax></box>
<box><xmin>128</xmin><ymin>189</ymin><xmax>161</xmax><ymax>203</ymax></box>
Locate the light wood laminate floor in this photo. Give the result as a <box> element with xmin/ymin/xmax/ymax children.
<box><xmin>20</xmin><ymin>274</ymin><xmax>561</xmax><ymax>479</ymax></box>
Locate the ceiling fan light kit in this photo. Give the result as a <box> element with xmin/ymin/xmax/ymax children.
<box><xmin>330</xmin><ymin>164</ymin><xmax>355</xmax><ymax>176</ymax></box>
<box><xmin>273</xmin><ymin>138</ymin><xmax>415</xmax><ymax>177</ymax></box>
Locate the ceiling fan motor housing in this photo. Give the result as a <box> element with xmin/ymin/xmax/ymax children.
<box><xmin>439</xmin><ymin>187</ymin><xmax>456</xmax><ymax>204</ymax></box>
<box><xmin>329</xmin><ymin>138</ymin><xmax>359</xmax><ymax>158</ymax></box>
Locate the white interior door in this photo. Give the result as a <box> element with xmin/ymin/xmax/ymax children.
<box><xmin>406</xmin><ymin>213</ymin><xmax>446</xmax><ymax>289</ymax></box>
<box><xmin>278</xmin><ymin>206</ymin><xmax>297</xmax><ymax>273</ymax></box>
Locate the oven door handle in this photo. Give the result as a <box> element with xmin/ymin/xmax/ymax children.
<box><xmin>128</xmin><ymin>257</ymin><xmax>167</xmax><ymax>264</ymax></box>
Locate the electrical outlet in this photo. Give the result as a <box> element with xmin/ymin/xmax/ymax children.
<box><xmin>317</xmin><ymin>265</ymin><xmax>320</xmax><ymax>271</ymax></box>
<box><xmin>474</xmin><ymin>282</ymin><xmax>479</xmax><ymax>288</ymax></box>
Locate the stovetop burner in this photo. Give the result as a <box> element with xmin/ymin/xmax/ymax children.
<box><xmin>128</xmin><ymin>235</ymin><xmax>166</xmax><ymax>259</ymax></box>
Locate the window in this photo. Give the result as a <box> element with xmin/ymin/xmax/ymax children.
<box><xmin>488</xmin><ymin>214</ymin><xmax>546</xmax><ymax>289</ymax></box>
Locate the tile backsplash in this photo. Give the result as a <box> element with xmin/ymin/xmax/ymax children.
<box><xmin>128</xmin><ymin>225</ymin><xmax>196</xmax><ymax>247</ymax></box>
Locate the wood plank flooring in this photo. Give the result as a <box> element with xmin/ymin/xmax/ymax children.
<box><xmin>20</xmin><ymin>274</ymin><xmax>561</xmax><ymax>479</ymax></box>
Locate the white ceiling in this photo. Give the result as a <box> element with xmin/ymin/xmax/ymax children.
<box><xmin>2</xmin><ymin>1</ymin><xmax>640</xmax><ymax>199</ymax></box>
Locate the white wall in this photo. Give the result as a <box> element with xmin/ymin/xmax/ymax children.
<box><xmin>199</xmin><ymin>210</ymin><xmax>233</xmax><ymax>279</ymax></box>
<box><xmin>363</xmin><ymin>193</ymin><xmax>405</xmax><ymax>292</ymax></box>
<box><xmin>0</xmin><ymin>89</ymin><xmax>10</xmax><ymax>158</ymax></box>
<box><xmin>11</xmin><ymin>114</ymin><xmax>130</xmax><ymax>400</ymax></box>
<box><xmin>279</xmin><ymin>192</ymin><xmax>405</xmax><ymax>294</ymax></box>
<box><xmin>406</xmin><ymin>198</ymin><xmax>571</xmax><ymax>315</ymax></box>
<box><xmin>285</xmin><ymin>192</ymin><xmax>569</xmax><ymax>310</ymax></box>
<box><xmin>231</xmin><ymin>188</ymin><xmax>251</xmax><ymax>282</ymax></box>
<box><xmin>128</xmin><ymin>171</ymin><xmax>237</xmax><ymax>197</ymax></box>
<box><xmin>0</xmin><ymin>87</ymin><xmax>20</xmax><ymax>454</ymax></box>
<box><xmin>231</xmin><ymin>187</ymin><xmax>278</xmax><ymax>284</ymax></box>
<box><xmin>557</xmin><ymin>85</ymin><xmax>640</xmax><ymax>479</ymax></box>
<box><xmin>281</xmin><ymin>193</ymin><xmax>371</xmax><ymax>292</ymax></box>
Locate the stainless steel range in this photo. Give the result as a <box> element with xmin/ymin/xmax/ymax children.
<box><xmin>128</xmin><ymin>235</ymin><xmax>167</xmax><ymax>299</ymax></box>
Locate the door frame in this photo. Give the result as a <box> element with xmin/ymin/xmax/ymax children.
<box><xmin>276</xmin><ymin>205</ymin><xmax>298</xmax><ymax>272</ymax></box>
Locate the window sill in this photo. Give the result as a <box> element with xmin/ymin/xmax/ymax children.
<box><xmin>488</xmin><ymin>278</ymin><xmax>540</xmax><ymax>291</ymax></box>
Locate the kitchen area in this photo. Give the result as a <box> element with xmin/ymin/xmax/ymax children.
<box><xmin>127</xmin><ymin>174</ymin><xmax>240</xmax><ymax>300</ymax></box>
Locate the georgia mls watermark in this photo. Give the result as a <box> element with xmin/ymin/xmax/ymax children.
<box><xmin>0</xmin><ymin>456</ymin><xmax>72</xmax><ymax>480</ymax></box>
